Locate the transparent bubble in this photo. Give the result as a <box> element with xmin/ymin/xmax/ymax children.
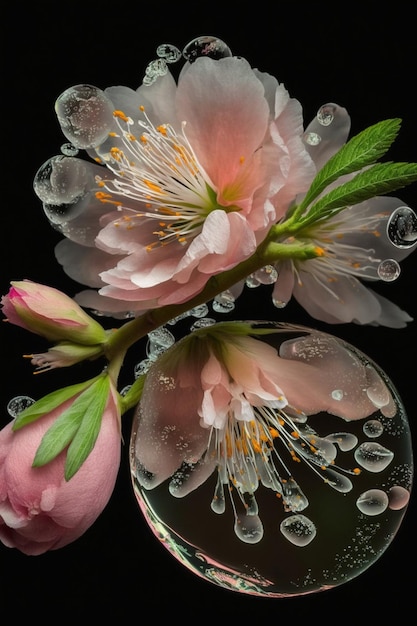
<box><xmin>130</xmin><ymin>322</ymin><xmax>413</xmax><ymax>597</ymax></box>
<box><xmin>156</xmin><ymin>43</ymin><xmax>182</xmax><ymax>63</ymax></box>
<box><xmin>7</xmin><ymin>395</ymin><xmax>35</xmax><ymax>418</ymax></box>
<box><xmin>143</xmin><ymin>58</ymin><xmax>168</xmax><ymax>85</ymax></box>
<box><xmin>33</xmin><ymin>155</ymin><xmax>97</xmax><ymax>225</ymax></box>
<box><xmin>377</xmin><ymin>259</ymin><xmax>401</xmax><ymax>282</ymax></box>
<box><xmin>303</xmin><ymin>131</ymin><xmax>321</xmax><ymax>146</ymax></box>
<box><xmin>55</xmin><ymin>84</ymin><xmax>115</xmax><ymax>149</ymax></box>
<box><xmin>387</xmin><ymin>206</ymin><xmax>417</xmax><ymax>248</ymax></box>
<box><xmin>252</xmin><ymin>265</ymin><xmax>278</xmax><ymax>285</ymax></box>
<box><xmin>316</xmin><ymin>103</ymin><xmax>337</xmax><ymax>126</ymax></box>
<box><xmin>182</xmin><ymin>36</ymin><xmax>232</xmax><ymax>63</ymax></box>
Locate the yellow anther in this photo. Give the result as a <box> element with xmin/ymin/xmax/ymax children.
<box><xmin>157</xmin><ymin>125</ymin><xmax>167</xmax><ymax>135</ymax></box>
<box><xmin>108</xmin><ymin>131</ymin><xmax>118</xmax><ymax>137</ymax></box>
<box><xmin>113</xmin><ymin>110</ymin><xmax>130</xmax><ymax>122</ymax></box>
<box><xmin>143</xmin><ymin>179</ymin><xmax>164</xmax><ymax>194</ymax></box>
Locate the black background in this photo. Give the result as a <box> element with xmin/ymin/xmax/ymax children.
<box><xmin>2</xmin><ymin>2</ymin><xmax>416</xmax><ymax>619</ymax></box>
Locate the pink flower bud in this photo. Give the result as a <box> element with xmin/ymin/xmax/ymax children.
<box><xmin>0</xmin><ymin>387</ymin><xmax>121</xmax><ymax>555</ymax></box>
<box><xmin>1</xmin><ymin>280</ymin><xmax>107</xmax><ymax>344</ymax></box>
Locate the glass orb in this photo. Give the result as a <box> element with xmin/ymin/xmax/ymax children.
<box><xmin>129</xmin><ymin>323</ymin><xmax>412</xmax><ymax>597</ymax></box>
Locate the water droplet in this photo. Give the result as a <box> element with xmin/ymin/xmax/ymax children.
<box><xmin>363</xmin><ymin>419</ymin><xmax>384</xmax><ymax>438</ymax></box>
<box><xmin>189</xmin><ymin>304</ymin><xmax>210</xmax><ymax>318</ymax></box>
<box><xmin>331</xmin><ymin>389</ymin><xmax>344</xmax><ymax>401</ymax></box>
<box><xmin>387</xmin><ymin>206</ymin><xmax>417</xmax><ymax>248</ymax></box>
<box><xmin>235</xmin><ymin>513</ymin><xmax>264</xmax><ymax>544</ymax></box>
<box><xmin>280</xmin><ymin>514</ymin><xmax>316</xmax><ymax>546</ymax></box>
<box><xmin>252</xmin><ymin>265</ymin><xmax>278</xmax><ymax>285</ymax></box>
<box><xmin>356</xmin><ymin>489</ymin><xmax>389</xmax><ymax>516</ymax></box>
<box><xmin>316</xmin><ymin>103</ymin><xmax>337</xmax><ymax>126</ymax></box>
<box><xmin>33</xmin><ymin>155</ymin><xmax>96</xmax><ymax>225</ymax></box>
<box><xmin>377</xmin><ymin>258</ymin><xmax>401</xmax><ymax>281</ymax></box>
<box><xmin>245</xmin><ymin>275</ymin><xmax>261</xmax><ymax>288</ymax></box>
<box><xmin>134</xmin><ymin>359</ymin><xmax>153</xmax><ymax>378</ymax></box>
<box><xmin>144</xmin><ymin>58</ymin><xmax>168</xmax><ymax>80</ymax></box>
<box><xmin>303</xmin><ymin>131</ymin><xmax>321</xmax><ymax>146</ymax></box>
<box><xmin>212</xmin><ymin>292</ymin><xmax>235</xmax><ymax>314</ymax></box>
<box><xmin>354</xmin><ymin>441</ymin><xmax>394</xmax><ymax>472</ymax></box>
<box><xmin>7</xmin><ymin>395</ymin><xmax>35</xmax><ymax>417</ymax></box>
<box><xmin>55</xmin><ymin>84</ymin><xmax>115</xmax><ymax>149</ymax></box>
<box><xmin>325</xmin><ymin>432</ymin><xmax>358</xmax><ymax>451</ymax></box>
<box><xmin>182</xmin><ymin>36</ymin><xmax>232</xmax><ymax>63</ymax></box>
<box><xmin>388</xmin><ymin>485</ymin><xmax>410</xmax><ymax>510</ymax></box>
<box><xmin>60</xmin><ymin>142</ymin><xmax>79</xmax><ymax>156</ymax></box>
<box><xmin>156</xmin><ymin>43</ymin><xmax>182</xmax><ymax>63</ymax></box>
<box><xmin>190</xmin><ymin>318</ymin><xmax>216</xmax><ymax>331</ymax></box>
<box><xmin>272</xmin><ymin>298</ymin><xmax>288</xmax><ymax>309</ymax></box>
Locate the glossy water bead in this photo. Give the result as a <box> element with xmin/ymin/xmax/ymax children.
<box><xmin>129</xmin><ymin>323</ymin><xmax>412</xmax><ymax>597</ymax></box>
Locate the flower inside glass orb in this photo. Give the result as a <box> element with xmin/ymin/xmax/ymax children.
<box><xmin>131</xmin><ymin>322</ymin><xmax>402</xmax><ymax>545</ymax></box>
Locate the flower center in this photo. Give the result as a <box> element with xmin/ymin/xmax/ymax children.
<box><xmin>94</xmin><ymin>108</ymin><xmax>226</xmax><ymax>250</ymax></box>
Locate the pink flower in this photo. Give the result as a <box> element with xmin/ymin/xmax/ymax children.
<box><xmin>34</xmin><ymin>56</ymin><xmax>315</xmax><ymax>316</ymax></box>
<box><xmin>271</xmin><ymin>104</ymin><xmax>417</xmax><ymax>327</ymax></box>
<box><xmin>0</xmin><ymin>384</ymin><xmax>121</xmax><ymax>555</ymax></box>
<box><xmin>1</xmin><ymin>280</ymin><xmax>107</xmax><ymax>344</ymax></box>
<box><xmin>131</xmin><ymin>322</ymin><xmax>396</xmax><ymax>543</ymax></box>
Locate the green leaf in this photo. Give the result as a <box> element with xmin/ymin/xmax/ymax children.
<box><xmin>296</xmin><ymin>118</ymin><xmax>402</xmax><ymax>215</ymax></box>
<box><xmin>64</xmin><ymin>375</ymin><xmax>110</xmax><ymax>480</ymax></box>
<box><xmin>299</xmin><ymin>161</ymin><xmax>417</xmax><ymax>227</ymax></box>
<box><xmin>32</xmin><ymin>403</ymin><xmax>85</xmax><ymax>467</ymax></box>
<box><xmin>13</xmin><ymin>379</ymin><xmax>96</xmax><ymax>431</ymax></box>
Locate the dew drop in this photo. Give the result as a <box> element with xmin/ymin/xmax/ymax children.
<box><xmin>55</xmin><ymin>84</ymin><xmax>115</xmax><ymax>149</ymax></box>
<box><xmin>34</xmin><ymin>155</ymin><xmax>96</xmax><ymax>225</ymax></box>
<box><xmin>388</xmin><ymin>485</ymin><xmax>410</xmax><ymax>510</ymax></box>
<box><xmin>363</xmin><ymin>419</ymin><xmax>384</xmax><ymax>438</ymax></box>
<box><xmin>212</xmin><ymin>292</ymin><xmax>235</xmax><ymax>314</ymax></box>
<box><xmin>303</xmin><ymin>131</ymin><xmax>321</xmax><ymax>146</ymax></box>
<box><xmin>356</xmin><ymin>489</ymin><xmax>389</xmax><ymax>516</ymax></box>
<box><xmin>252</xmin><ymin>265</ymin><xmax>278</xmax><ymax>285</ymax></box>
<box><xmin>354</xmin><ymin>441</ymin><xmax>394</xmax><ymax>472</ymax></box>
<box><xmin>272</xmin><ymin>298</ymin><xmax>288</xmax><ymax>309</ymax></box>
<box><xmin>234</xmin><ymin>513</ymin><xmax>264</xmax><ymax>544</ymax></box>
<box><xmin>280</xmin><ymin>514</ymin><xmax>316</xmax><ymax>546</ymax></box>
<box><xmin>377</xmin><ymin>258</ymin><xmax>401</xmax><ymax>281</ymax></box>
<box><xmin>190</xmin><ymin>318</ymin><xmax>216</xmax><ymax>331</ymax></box>
<box><xmin>60</xmin><ymin>142</ymin><xmax>79</xmax><ymax>156</ymax></box>
<box><xmin>387</xmin><ymin>206</ymin><xmax>417</xmax><ymax>248</ymax></box>
<box><xmin>182</xmin><ymin>36</ymin><xmax>232</xmax><ymax>63</ymax></box>
<box><xmin>246</xmin><ymin>275</ymin><xmax>261</xmax><ymax>288</ymax></box>
<box><xmin>156</xmin><ymin>43</ymin><xmax>182</xmax><ymax>63</ymax></box>
<box><xmin>7</xmin><ymin>395</ymin><xmax>35</xmax><ymax>418</ymax></box>
<box><xmin>325</xmin><ymin>432</ymin><xmax>358</xmax><ymax>451</ymax></box>
<box><xmin>144</xmin><ymin>58</ymin><xmax>168</xmax><ymax>84</ymax></box>
<box><xmin>316</xmin><ymin>103</ymin><xmax>337</xmax><ymax>126</ymax></box>
<box><xmin>331</xmin><ymin>389</ymin><xmax>344</xmax><ymax>401</ymax></box>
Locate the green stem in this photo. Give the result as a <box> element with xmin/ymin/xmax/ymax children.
<box><xmin>104</xmin><ymin>237</ymin><xmax>321</xmax><ymax>362</ymax></box>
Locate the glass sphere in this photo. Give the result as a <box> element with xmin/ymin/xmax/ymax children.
<box><xmin>129</xmin><ymin>322</ymin><xmax>412</xmax><ymax>597</ymax></box>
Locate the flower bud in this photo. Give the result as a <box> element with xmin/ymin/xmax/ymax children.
<box><xmin>1</xmin><ymin>280</ymin><xmax>107</xmax><ymax>345</ymax></box>
<box><xmin>0</xmin><ymin>382</ymin><xmax>121</xmax><ymax>555</ymax></box>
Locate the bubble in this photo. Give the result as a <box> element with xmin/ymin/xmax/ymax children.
<box><xmin>252</xmin><ymin>265</ymin><xmax>278</xmax><ymax>285</ymax></box>
<box><xmin>156</xmin><ymin>43</ymin><xmax>182</xmax><ymax>63</ymax></box>
<box><xmin>280</xmin><ymin>514</ymin><xmax>317</xmax><ymax>546</ymax></box>
<box><xmin>7</xmin><ymin>395</ymin><xmax>35</xmax><ymax>418</ymax></box>
<box><xmin>33</xmin><ymin>155</ymin><xmax>97</xmax><ymax>225</ymax></box>
<box><xmin>212</xmin><ymin>291</ymin><xmax>235</xmax><ymax>314</ymax></box>
<box><xmin>143</xmin><ymin>58</ymin><xmax>168</xmax><ymax>85</ymax></box>
<box><xmin>388</xmin><ymin>485</ymin><xmax>410</xmax><ymax>510</ymax></box>
<box><xmin>190</xmin><ymin>318</ymin><xmax>216</xmax><ymax>331</ymax></box>
<box><xmin>387</xmin><ymin>206</ymin><xmax>417</xmax><ymax>248</ymax></box>
<box><xmin>303</xmin><ymin>131</ymin><xmax>321</xmax><ymax>146</ymax></box>
<box><xmin>55</xmin><ymin>84</ymin><xmax>115</xmax><ymax>149</ymax></box>
<box><xmin>356</xmin><ymin>489</ymin><xmax>389</xmax><ymax>516</ymax></box>
<box><xmin>317</xmin><ymin>103</ymin><xmax>337</xmax><ymax>126</ymax></box>
<box><xmin>246</xmin><ymin>275</ymin><xmax>261</xmax><ymax>288</ymax></box>
<box><xmin>363</xmin><ymin>419</ymin><xmax>384</xmax><ymax>438</ymax></box>
<box><xmin>60</xmin><ymin>142</ymin><xmax>79</xmax><ymax>156</ymax></box>
<box><xmin>182</xmin><ymin>36</ymin><xmax>232</xmax><ymax>63</ymax></box>
<box><xmin>354</xmin><ymin>442</ymin><xmax>394</xmax><ymax>472</ymax></box>
<box><xmin>130</xmin><ymin>322</ymin><xmax>413</xmax><ymax>597</ymax></box>
<box><xmin>377</xmin><ymin>259</ymin><xmax>401</xmax><ymax>282</ymax></box>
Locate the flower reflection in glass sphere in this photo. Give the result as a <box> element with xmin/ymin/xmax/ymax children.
<box><xmin>129</xmin><ymin>322</ymin><xmax>412</xmax><ymax>597</ymax></box>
